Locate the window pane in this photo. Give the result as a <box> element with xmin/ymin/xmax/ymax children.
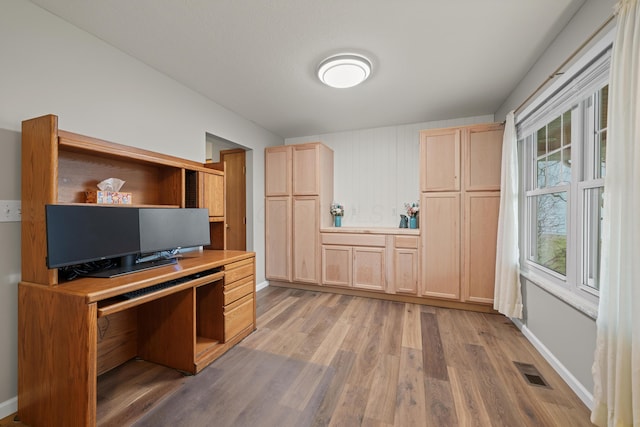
<box><xmin>533</xmin><ymin>192</ymin><xmax>567</xmax><ymax>275</ymax></box>
<box><xmin>537</xmin><ymin>156</ymin><xmax>546</xmax><ymax>188</ymax></box>
<box><xmin>548</xmin><ymin>116</ymin><xmax>562</xmax><ymax>152</ymax></box>
<box><xmin>563</xmin><ymin>111</ymin><xmax>571</xmax><ymax>146</ymax></box>
<box><xmin>600</xmin><ymin>85</ymin><xmax>608</xmax><ymax>130</ymax></box>
<box><xmin>599</xmin><ymin>130</ymin><xmax>607</xmax><ymax>178</ymax></box>
<box><xmin>561</xmin><ymin>147</ymin><xmax>571</xmax><ymax>183</ymax></box>
<box><xmin>546</xmin><ymin>151</ymin><xmax>562</xmax><ymax>187</ymax></box>
<box><xmin>537</xmin><ymin>127</ymin><xmax>547</xmax><ymax>157</ymax></box>
<box><xmin>583</xmin><ymin>187</ymin><xmax>603</xmax><ymax>291</ymax></box>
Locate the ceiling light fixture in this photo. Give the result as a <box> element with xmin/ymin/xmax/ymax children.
<box><xmin>317</xmin><ymin>53</ymin><xmax>372</xmax><ymax>89</ymax></box>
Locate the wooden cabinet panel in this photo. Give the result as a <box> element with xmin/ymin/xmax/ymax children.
<box><xmin>353</xmin><ymin>247</ymin><xmax>386</xmax><ymax>292</ymax></box>
<box><xmin>292</xmin><ymin>197</ymin><xmax>319</xmax><ymax>283</ymax></box>
<box><xmin>292</xmin><ymin>144</ymin><xmax>320</xmax><ymax>195</ymax></box>
<box><xmin>421</xmin><ymin>193</ymin><xmax>460</xmax><ymax>300</ymax></box>
<box><xmin>223</xmin><ymin>276</ymin><xmax>254</xmax><ymax>305</ymax></box>
<box><xmin>202</xmin><ymin>171</ymin><xmax>224</xmax><ymax>218</ymax></box>
<box><xmin>465</xmin><ymin>124</ymin><xmax>504</xmax><ymax>191</ymax></box>
<box><xmin>223</xmin><ymin>294</ymin><xmax>254</xmax><ymax>342</ymax></box>
<box><xmin>464</xmin><ymin>192</ymin><xmax>500</xmax><ymax>304</ymax></box>
<box><xmin>265</xmin><ymin>146</ymin><xmax>291</xmax><ymax>196</ymax></box>
<box><xmin>394</xmin><ymin>248</ymin><xmax>419</xmax><ymax>294</ymax></box>
<box><xmin>322</xmin><ymin>245</ymin><xmax>352</xmax><ymax>287</ymax></box>
<box><xmin>420</xmin><ymin>128</ymin><xmax>461</xmax><ymax>192</ymax></box>
<box><xmin>265</xmin><ymin>197</ymin><xmax>291</xmax><ymax>281</ymax></box>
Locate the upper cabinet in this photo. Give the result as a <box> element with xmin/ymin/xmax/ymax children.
<box><xmin>464</xmin><ymin>123</ymin><xmax>504</xmax><ymax>191</ymax></box>
<box><xmin>21</xmin><ymin>114</ymin><xmax>225</xmax><ymax>285</ymax></box>
<box><xmin>420</xmin><ymin>128</ymin><xmax>461</xmax><ymax>192</ymax></box>
<box><xmin>201</xmin><ymin>170</ymin><xmax>225</xmax><ymax>219</ymax></box>
<box><xmin>292</xmin><ymin>144</ymin><xmax>321</xmax><ymax>195</ymax></box>
<box><xmin>265</xmin><ymin>146</ymin><xmax>291</xmax><ymax>196</ymax></box>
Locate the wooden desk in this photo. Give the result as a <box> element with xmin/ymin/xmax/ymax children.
<box><xmin>18</xmin><ymin>250</ymin><xmax>256</xmax><ymax>427</ymax></box>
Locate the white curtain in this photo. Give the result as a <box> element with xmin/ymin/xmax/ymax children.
<box><xmin>592</xmin><ymin>1</ymin><xmax>640</xmax><ymax>426</ymax></box>
<box><xmin>493</xmin><ymin>111</ymin><xmax>523</xmax><ymax>319</ymax></box>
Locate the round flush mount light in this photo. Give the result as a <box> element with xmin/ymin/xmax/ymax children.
<box><xmin>317</xmin><ymin>53</ymin><xmax>372</xmax><ymax>89</ymax></box>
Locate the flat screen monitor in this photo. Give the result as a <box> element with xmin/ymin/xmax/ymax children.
<box><xmin>45</xmin><ymin>204</ymin><xmax>141</xmax><ymax>269</ymax></box>
<box><xmin>139</xmin><ymin>208</ymin><xmax>210</xmax><ymax>254</ymax></box>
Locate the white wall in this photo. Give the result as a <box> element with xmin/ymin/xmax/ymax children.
<box><xmin>286</xmin><ymin>115</ymin><xmax>493</xmax><ymax>227</ymax></box>
<box><xmin>0</xmin><ymin>0</ymin><xmax>282</xmax><ymax>413</ymax></box>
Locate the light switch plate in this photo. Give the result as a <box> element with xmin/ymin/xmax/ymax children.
<box><xmin>0</xmin><ymin>200</ymin><xmax>21</xmax><ymax>222</ymax></box>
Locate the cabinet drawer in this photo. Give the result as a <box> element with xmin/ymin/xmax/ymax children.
<box><xmin>224</xmin><ymin>276</ymin><xmax>254</xmax><ymax>305</ymax></box>
<box><xmin>395</xmin><ymin>235</ymin><xmax>419</xmax><ymax>249</ymax></box>
<box><xmin>321</xmin><ymin>233</ymin><xmax>386</xmax><ymax>247</ymax></box>
<box><xmin>225</xmin><ymin>259</ymin><xmax>254</xmax><ymax>283</ymax></box>
<box><xmin>224</xmin><ymin>294</ymin><xmax>254</xmax><ymax>341</ymax></box>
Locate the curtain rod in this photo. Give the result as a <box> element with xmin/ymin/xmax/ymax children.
<box><xmin>514</xmin><ymin>13</ymin><xmax>616</xmax><ymax>115</ymax></box>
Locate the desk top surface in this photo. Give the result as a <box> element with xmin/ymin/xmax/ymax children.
<box><xmin>21</xmin><ymin>250</ymin><xmax>255</xmax><ymax>303</ymax></box>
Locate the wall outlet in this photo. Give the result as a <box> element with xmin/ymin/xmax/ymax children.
<box><xmin>0</xmin><ymin>200</ymin><xmax>21</xmax><ymax>222</ymax></box>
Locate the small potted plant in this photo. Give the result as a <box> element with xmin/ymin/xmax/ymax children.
<box><xmin>330</xmin><ymin>202</ymin><xmax>344</xmax><ymax>227</ymax></box>
<box><xmin>404</xmin><ymin>201</ymin><xmax>419</xmax><ymax>229</ymax></box>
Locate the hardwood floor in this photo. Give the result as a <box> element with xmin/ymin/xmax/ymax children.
<box><xmin>2</xmin><ymin>286</ymin><xmax>595</xmax><ymax>426</ymax></box>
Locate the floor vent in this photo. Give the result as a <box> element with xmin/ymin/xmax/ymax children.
<box><xmin>514</xmin><ymin>362</ymin><xmax>551</xmax><ymax>389</ymax></box>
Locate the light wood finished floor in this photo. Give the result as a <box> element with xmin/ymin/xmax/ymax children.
<box><xmin>2</xmin><ymin>286</ymin><xmax>594</xmax><ymax>426</ymax></box>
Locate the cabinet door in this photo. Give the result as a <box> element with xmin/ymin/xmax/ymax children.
<box><xmin>464</xmin><ymin>124</ymin><xmax>504</xmax><ymax>191</ymax></box>
<box><xmin>420</xmin><ymin>128</ymin><xmax>461</xmax><ymax>192</ymax></box>
<box><xmin>322</xmin><ymin>245</ymin><xmax>352</xmax><ymax>287</ymax></box>
<box><xmin>353</xmin><ymin>247</ymin><xmax>386</xmax><ymax>292</ymax></box>
<box><xmin>292</xmin><ymin>144</ymin><xmax>319</xmax><ymax>195</ymax></box>
<box><xmin>265</xmin><ymin>197</ymin><xmax>291</xmax><ymax>281</ymax></box>
<box><xmin>463</xmin><ymin>192</ymin><xmax>500</xmax><ymax>304</ymax></box>
<box><xmin>202</xmin><ymin>171</ymin><xmax>224</xmax><ymax>218</ymax></box>
<box><xmin>394</xmin><ymin>248</ymin><xmax>419</xmax><ymax>294</ymax></box>
<box><xmin>265</xmin><ymin>146</ymin><xmax>291</xmax><ymax>196</ymax></box>
<box><xmin>421</xmin><ymin>193</ymin><xmax>460</xmax><ymax>300</ymax></box>
<box><xmin>292</xmin><ymin>197</ymin><xmax>319</xmax><ymax>283</ymax></box>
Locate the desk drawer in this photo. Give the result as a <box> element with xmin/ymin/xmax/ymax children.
<box><xmin>224</xmin><ymin>293</ymin><xmax>254</xmax><ymax>341</ymax></box>
<box><xmin>224</xmin><ymin>276</ymin><xmax>254</xmax><ymax>305</ymax></box>
<box><xmin>225</xmin><ymin>259</ymin><xmax>254</xmax><ymax>283</ymax></box>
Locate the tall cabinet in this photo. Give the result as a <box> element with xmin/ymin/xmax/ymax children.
<box><xmin>420</xmin><ymin>123</ymin><xmax>503</xmax><ymax>305</ymax></box>
<box><xmin>265</xmin><ymin>143</ymin><xmax>334</xmax><ymax>284</ymax></box>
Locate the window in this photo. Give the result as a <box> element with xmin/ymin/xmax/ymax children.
<box><xmin>517</xmin><ymin>43</ymin><xmax>611</xmax><ymax>307</ymax></box>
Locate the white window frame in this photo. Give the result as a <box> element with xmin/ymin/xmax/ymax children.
<box><xmin>516</xmin><ymin>30</ymin><xmax>614</xmax><ymax>315</ymax></box>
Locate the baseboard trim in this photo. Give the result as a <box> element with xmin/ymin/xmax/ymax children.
<box><xmin>513</xmin><ymin>319</ymin><xmax>594</xmax><ymax>410</ymax></box>
<box><xmin>0</xmin><ymin>396</ymin><xmax>17</xmax><ymax>420</ymax></box>
<box><xmin>256</xmin><ymin>280</ymin><xmax>269</xmax><ymax>292</ymax></box>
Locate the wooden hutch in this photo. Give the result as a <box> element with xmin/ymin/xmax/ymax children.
<box><xmin>18</xmin><ymin>115</ymin><xmax>256</xmax><ymax>426</ymax></box>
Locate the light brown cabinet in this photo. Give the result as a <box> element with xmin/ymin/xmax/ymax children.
<box><xmin>265</xmin><ymin>197</ymin><xmax>291</xmax><ymax>281</ymax></box>
<box><xmin>420</xmin><ymin>128</ymin><xmax>461</xmax><ymax>192</ymax></box>
<box><xmin>202</xmin><ymin>171</ymin><xmax>225</xmax><ymax>218</ymax></box>
<box><xmin>463</xmin><ymin>192</ymin><xmax>500</xmax><ymax>304</ymax></box>
<box><xmin>420</xmin><ymin>193</ymin><xmax>461</xmax><ymax>300</ymax></box>
<box><xmin>320</xmin><ymin>232</ymin><xmax>419</xmax><ymax>294</ymax></box>
<box><xmin>420</xmin><ymin>123</ymin><xmax>503</xmax><ymax>305</ymax></box>
<box><xmin>265</xmin><ymin>143</ymin><xmax>333</xmax><ymax>285</ymax></box>
<box><xmin>321</xmin><ymin>232</ymin><xmax>387</xmax><ymax>291</ymax></box>
<box><xmin>393</xmin><ymin>236</ymin><xmax>420</xmax><ymax>295</ymax></box>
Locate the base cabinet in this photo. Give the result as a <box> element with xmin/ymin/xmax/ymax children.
<box><xmin>392</xmin><ymin>236</ymin><xmax>419</xmax><ymax>295</ymax></box>
<box><xmin>352</xmin><ymin>247</ymin><xmax>386</xmax><ymax>292</ymax></box>
<box><xmin>322</xmin><ymin>245</ymin><xmax>352</xmax><ymax>287</ymax></box>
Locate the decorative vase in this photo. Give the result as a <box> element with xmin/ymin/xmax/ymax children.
<box><xmin>409</xmin><ymin>216</ymin><xmax>417</xmax><ymax>229</ymax></box>
<box><xmin>399</xmin><ymin>214</ymin><xmax>408</xmax><ymax>228</ymax></box>
<box><xmin>334</xmin><ymin>215</ymin><xmax>342</xmax><ymax>227</ymax></box>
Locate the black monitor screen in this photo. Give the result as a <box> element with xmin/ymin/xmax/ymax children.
<box><xmin>45</xmin><ymin>205</ymin><xmax>141</xmax><ymax>268</ymax></box>
<box><xmin>139</xmin><ymin>208</ymin><xmax>210</xmax><ymax>254</ymax></box>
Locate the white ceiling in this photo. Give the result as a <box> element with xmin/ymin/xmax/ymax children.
<box><xmin>29</xmin><ymin>0</ymin><xmax>584</xmax><ymax>139</ymax></box>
